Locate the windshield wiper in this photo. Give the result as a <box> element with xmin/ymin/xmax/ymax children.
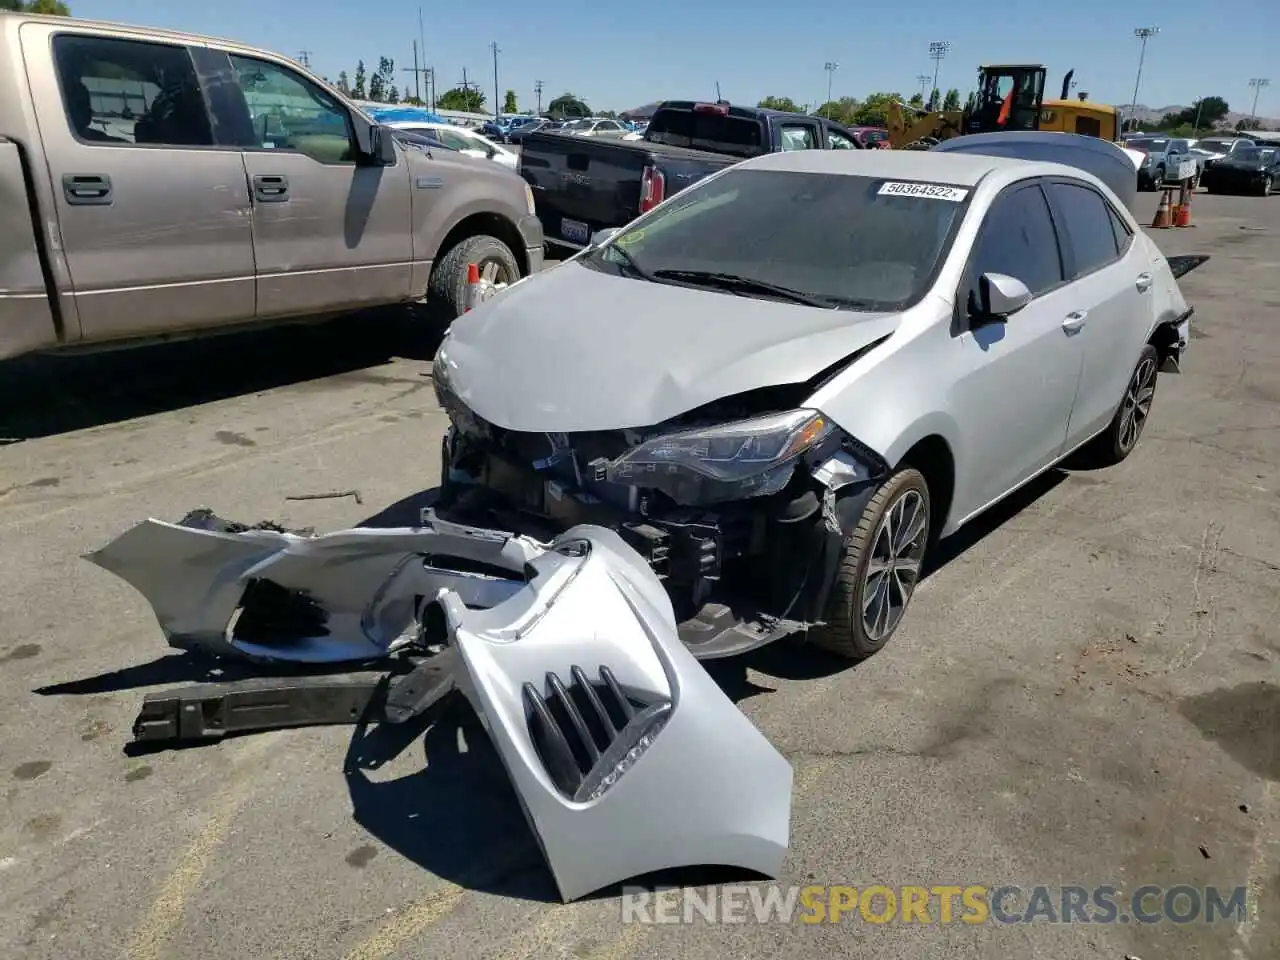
<box><xmin>650</xmin><ymin>269</ymin><xmax>836</xmax><ymax>308</ymax></box>
<box><xmin>601</xmin><ymin>244</ymin><xmax>652</xmax><ymax>280</ymax></box>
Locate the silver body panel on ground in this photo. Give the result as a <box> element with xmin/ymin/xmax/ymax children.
<box><xmin>86</xmin><ymin>513</ymin><xmax>793</xmax><ymax>901</ymax></box>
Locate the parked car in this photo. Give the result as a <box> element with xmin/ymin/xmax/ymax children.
<box><xmin>506</xmin><ymin>118</ymin><xmax>560</xmax><ymax>145</ymax></box>
<box><xmin>0</xmin><ymin>9</ymin><xmax>544</xmax><ymax>361</ymax></box>
<box><xmin>1125</xmin><ymin>136</ymin><xmax>1200</xmax><ymax>190</ymax></box>
<box><xmin>1200</xmin><ymin>145</ymin><xmax>1280</xmax><ymax>195</ymax></box>
<box><xmin>848</xmin><ymin>125</ymin><xmax>891</xmax><ymax>149</ymax></box>
<box><xmin>389</xmin><ymin>129</ymin><xmax>460</xmax><ymax>154</ymax></box>
<box><xmin>559</xmin><ymin>117</ymin><xmax>630</xmax><ymax>138</ymax></box>
<box><xmin>520</xmin><ymin>101</ymin><xmax>865</xmax><ymax>251</ymax></box>
<box><xmin>384</xmin><ymin>120</ymin><xmax>518</xmax><ymax>169</ymax></box>
<box><xmin>433</xmin><ymin>143</ymin><xmax>1203</xmax><ymax>659</ymax></box>
<box><xmin>1190</xmin><ymin>136</ymin><xmax>1257</xmax><ymax>177</ymax></box>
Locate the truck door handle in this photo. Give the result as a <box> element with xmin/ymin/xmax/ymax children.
<box><xmin>1135</xmin><ymin>272</ymin><xmax>1153</xmax><ymax>292</ymax></box>
<box><xmin>253</xmin><ymin>174</ymin><xmax>289</xmax><ymax>202</ymax></box>
<box><xmin>1062</xmin><ymin>311</ymin><xmax>1088</xmax><ymax>334</ymax></box>
<box><xmin>62</xmin><ymin>173</ymin><xmax>112</xmax><ymax>205</ymax></box>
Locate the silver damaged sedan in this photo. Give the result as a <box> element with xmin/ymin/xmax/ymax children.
<box><xmin>433</xmin><ymin>145</ymin><xmax>1204</xmax><ymax>662</ymax></box>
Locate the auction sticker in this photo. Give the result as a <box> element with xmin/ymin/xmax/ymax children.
<box><xmin>878</xmin><ymin>181</ymin><xmax>969</xmax><ymax>201</ymax></box>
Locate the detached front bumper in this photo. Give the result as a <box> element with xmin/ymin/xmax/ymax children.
<box><xmin>86</xmin><ymin>509</ymin><xmax>793</xmax><ymax>902</ymax></box>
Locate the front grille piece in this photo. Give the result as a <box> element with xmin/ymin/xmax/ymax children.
<box><xmin>524</xmin><ymin>665</ymin><xmax>671</xmax><ymax>801</ymax></box>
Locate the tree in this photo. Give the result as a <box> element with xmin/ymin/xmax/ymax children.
<box><xmin>335</xmin><ymin>71</ymin><xmax>351</xmax><ymax>96</ymax></box>
<box><xmin>386</xmin><ymin>85</ymin><xmax>400</xmax><ymax>104</ymax></box>
<box><xmin>942</xmin><ymin>89</ymin><xmax>961</xmax><ymax>111</ymax></box>
<box><xmin>813</xmin><ymin>96</ymin><xmax>859</xmax><ymax>125</ymax></box>
<box><xmin>758</xmin><ymin>95</ymin><xmax>802</xmax><ymax>113</ymax></box>
<box><xmin>437</xmin><ymin>86</ymin><xmax>486</xmax><ymax>112</ymax></box>
<box><xmin>547</xmin><ymin>92</ymin><xmax>590</xmax><ymax>119</ymax></box>
<box><xmin>852</xmin><ymin>92</ymin><xmax>902</xmax><ymax>127</ymax></box>
<box><xmin>352</xmin><ymin>60</ymin><xmax>367</xmax><ymax>100</ymax></box>
<box><xmin>926</xmin><ymin>88</ymin><xmax>941</xmax><ymax>111</ymax></box>
<box><xmin>908</xmin><ymin>92</ymin><xmax>924</xmax><ymax>109</ymax></box>
<box><xmin>402</xmin><ymin>95</ymin><xmax>424</xmax><ymax>106</ymax></box>
<box><xmin>1</xmin><ymin>0</ymin><xmax>72</xmax><ymax>12</ymax></box>
<box><xmin>503</xmin><ymin>89</ymin><xmax>518</xmax><ymax>113</ymax></box>
<box><xmin>1237</xmin><ymin>117</ymin><xmax>1262</xmax><ymax>131</ymax></box>
<box><xmin>1158</xmin><ymin>96</ymin><xmax>1229</xmax><ymax>131</ymax></box>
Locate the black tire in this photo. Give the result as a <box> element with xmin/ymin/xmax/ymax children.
<box><xmin>809</xmin><ymin>467</ymin><xmax>931</xmax><ymax>660</ymax></box>
<box><xmin>427</xmin><ymin>234</ymin><xmax>521</xmax><ymax>321</ymax></box>
<box><xmin>1087</xmin><ymin>344</ymin><xmax>1159</xmax><ymax>467</ymax></box>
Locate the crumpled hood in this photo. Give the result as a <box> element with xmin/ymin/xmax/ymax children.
<box><xmin>440</xmin><ymin>261</ymin><xmax>900</xmax><ymax>432</ymax></box>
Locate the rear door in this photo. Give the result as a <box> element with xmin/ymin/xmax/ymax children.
<box><xmin>949</xmin><ymin>180</ymin><xmax>1083</xmax><ymax>517</ymax></box>
<box><xmin>1043</xmin><ymin>179</ymin><xmax>1150</xmax><ymax>447</ymax></box>
<box><xmin>25</xmin><ymin>25</ymin><xmax>255</xmax><ymax>342</ymax></box>
<box><xmin>226</xmin><ymin>52</ymin><xmax>413</xmax><ymax>319</ymax></box>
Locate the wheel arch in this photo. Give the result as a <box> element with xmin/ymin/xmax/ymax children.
<box><xmin>894</xmin><ymin>433</ymin><xmax>957</xmax><ymax>541</ymax></box>
<box><xmin>436</xmin><ymin>211</ymin><xmax>528</xmax><ymax>277</ymax></box>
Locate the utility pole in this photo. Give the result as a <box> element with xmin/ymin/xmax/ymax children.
<box><xmin>297</xmin><ymin>50</ymin><xmax>311</xmax><ymax>68</ymax></box>
<box><xmin>426</xmin><ymin>67</ymin><xmax>436</xmax><ymax>111</ymax></box>
<box><xmin>403</xmin><ymin>41</ymin><xmax>425</xmax><ymax>103</ymax></box>
<box><xmin>1249</xmin><ymin>78</ymin><xmax>1271</xmax><ymax>123</ymax></box>
<box><xmin>916</xmin><ymin>73</ymin><xmax>931</xmax><ymax>101</ymax></box>
<box><xmin>928</xmin><ymin>40</ymin><xmax>950</xmax><ymax>94</ymax></box>
<box><xmin>823</xmin><ymin>61</ymin><xmax>838</xmax><ymax>117</ymax></box>
<box><xmin>490</xmin><ymin>41</ymin><xmax>501</xmax><ymax>119</ymax></box>
<box><xmin>534</xmin><ymin>79</ymin><xmax>544</xmax><ymax>115</ymax></box>
<box><xmin>1128</xmin><ymin>27</ymin><xmax>1159</xmax><ymax>133</ymax></box>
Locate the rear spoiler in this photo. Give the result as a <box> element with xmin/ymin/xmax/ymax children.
<box><xmin>1166</xmin><ymin>254</ymin><xmax>1210</xmax><ymax>279</ymax></box>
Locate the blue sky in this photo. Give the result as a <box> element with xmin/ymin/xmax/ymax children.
<box><xmin>71</xmin><ymin>0</ymin><xmax>1277</xmax><ymax>117</ymax></box>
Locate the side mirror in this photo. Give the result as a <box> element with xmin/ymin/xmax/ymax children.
<box><xmin>373</xmin><ymin>124</ymin><xmax>397</xmax><ymax>165</ymax></box>
<box><xmin>589</xmin><ymin>227</ymin><xmax>620</xmax><ymax>247</ymax></box>
<box><xmin>971</xmin><ymin>272</ymin><xmax>1032</xmax><ymax>322</ymax></box>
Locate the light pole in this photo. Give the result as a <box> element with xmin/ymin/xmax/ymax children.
<box><xmin>916</xmin><ymin>74</ymin><xmax>931</xmax><ymax>102</ymax></box>
<box><xmin>1249</xmin><ymin>78</ymin><xmax>1271</xmax><ymax>123</ymax></box>
<box><xmin>534</xmin><ymin>79</ymin><xmax>544</xmax><ymax>116</ymax></box>
<box><xmin>823</xmin><ymin>62</ymin><xmax>838</xmax><ymax>117</ymax></box>
<box><xmin>1128</xmin><ymin>27</ymin><xmax>1159</xmax><ymax>133</ymax></box>
<box><xmin>928</xmin><ymin>41</ymin><xmax>950</xmax><ymax>95</ymax></box>
<box><xmin>490</xmin><ymin>41</ymin><xmax>500</xmax><ymax>119</ymax></box>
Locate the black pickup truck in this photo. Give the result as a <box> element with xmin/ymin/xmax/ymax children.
<box><xmin>519</xmin><ymin>100</ymin><xmax>864</xmax><ymax>250</ymax></box>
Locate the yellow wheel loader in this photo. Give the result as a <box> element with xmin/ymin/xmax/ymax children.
<box><xmin>886</xmin><ymin>65</ymin><xmax>1120</xmax><ymax>150</ymax></box>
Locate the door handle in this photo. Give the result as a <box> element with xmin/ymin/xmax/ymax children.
<box><xmin>252</xmin><ymin>174</ymin><xmax>289</xmax><ymax>202</ymax></box>
<box><xmin>1062</xmin><ymin>311</ymin><xmax>1088</xmax><ymax>334</ymax></box>
<box><xmin>62</xmin><ymin>173</ymin><xmax>112</xmax><ymax>205</ymax></box>
<box><xmin>1135</xmin><ymin>272</ymin><xmax>1153</xmax><ymax>292</ymax></box>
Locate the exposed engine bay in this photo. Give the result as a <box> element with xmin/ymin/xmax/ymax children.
<box><xmin>433</xmin><ymin>357</ymin><xmax>891</xmax><ymax>660</ymax></box>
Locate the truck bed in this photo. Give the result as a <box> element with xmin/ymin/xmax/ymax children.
<box><xmin>519</xmin><ymin>131</ymin><xmax>738</xmax><ymax>247</ymax></box>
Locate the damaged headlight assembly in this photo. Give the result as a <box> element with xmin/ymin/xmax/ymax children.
<box><xmin>606</xmin><ymin>409</ymin><xmax>837</xmax><ymax>506</ymax></box>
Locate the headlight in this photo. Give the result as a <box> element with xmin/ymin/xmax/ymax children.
<box><xmin>606</xmin><ymin>409</ymin><xmax>835</xmax><ymax>506</ymax></box>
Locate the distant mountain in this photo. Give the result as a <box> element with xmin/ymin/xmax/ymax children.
<box><xmin>1126</xmin><ymin>103</ymin><xmax>1277</xmax><ymax>130</ymax></box>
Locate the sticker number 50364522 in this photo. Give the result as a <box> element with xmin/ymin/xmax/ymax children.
<box><xmin>877</xmin><ymin>181</ymin><xmax>969</xmax><ymax>202</ymax></box>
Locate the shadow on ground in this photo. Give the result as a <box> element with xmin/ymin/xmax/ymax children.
<box><xmin>0</xmin><ymin>308</ymin><xmax>442</xmax><ymax>443</ymax></box>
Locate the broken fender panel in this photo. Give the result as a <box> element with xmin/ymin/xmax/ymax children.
<box><xmin>439</xmin><ymin>524</ymin><xmax>792</xmax><ymax>903</ymax></box>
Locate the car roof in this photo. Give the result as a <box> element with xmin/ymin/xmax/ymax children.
<box><xmin>739</xmin><ymin>148</ymin><xmax>1090</xmax><ymax>189</ymax></box>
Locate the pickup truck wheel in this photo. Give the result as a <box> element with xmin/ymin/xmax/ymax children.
<box><xmin>428</xmin><ymin>234</ymin><xmax>521</xmax><ymax>321</ymax></box>
<box><xmin>810</xmin><ymin>468</ymin><xmax>931</xmax><ymax>661</ymax></box>
<box><xmin>1087</xmin><ymin>344</ymin><xmax>1159</xmax><ymax>466</ymax></box>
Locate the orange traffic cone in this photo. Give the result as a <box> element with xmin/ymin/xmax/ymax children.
<box><xmin>463</xmin><ymin>262</ymin><xmax>480</xmax><ymax>312</ymax></box>
<box><xmin>1175</xmin><ymin>185</ymin><xmax>1193</xmax><ymax>227</ymax></box>
<box><xmin>1151</xmin><ymin>189</ymin><xmax>1172</xmax><ymax>229</ymax></box>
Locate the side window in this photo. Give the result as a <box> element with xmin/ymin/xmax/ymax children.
<box><xmin>434</xmin><ymin>129</ymin><xmax>472</xmax><ymax>151</ymax></box>
<box><xmin>229</xmin><ymin>55</ymin><xmax>354</xmax><ymax>164</ymax></box>
<box><xmin>780</xmin><ymin>124</ymin><xmax>819</xmax><ymax>151</ymax></box>
<box><xmin>827</xmin><ymin>130</ymin><xmax>856</xmax><ymax>150</ymax></box>
<box><xmin>52</xmin><ymin>34</ymin><xmax>213</xmax><ymax>147</ymax></box>
<box><xmin>598</xmin><ymin>120</ymin><xmax>620</xmax><ymax>131</ymax></box>
<box><xmin>1106</xmin><ymin>204</ymin><xmax>1133</xmax><ymax>256</ymax></box>
<box><xmin>1045</xmin><ymin>181</ymin><xmax>1123</xmax><ymax>277</ymax></box>
<box><xmin>964</xmin><ymin>184</ymin><xmax>1063</xmax><ymax>309</ymax></box>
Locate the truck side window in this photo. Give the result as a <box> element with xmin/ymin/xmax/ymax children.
<box><xmin>827</xmin><ymin>130</ymin><xmax>856</xmax><ymax>150</ymax></box>
<box><xmin>52</xmin><ymin>34</ymin><xmax>213</xmax><ymax>147</ymax></box>
<box><xmin>780</xmin><ymin>124</ymin><xmax>818</xmax><ymax>151</ymax></box>
<box><xmin>229</xmin><ymin>55</ymin><xmax>355</xmax><ymax>164</ymax></box>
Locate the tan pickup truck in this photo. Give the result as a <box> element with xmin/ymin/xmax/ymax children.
<box><xmin>0</xmin><ymin>11</ymin><xmax>544</xmax><ymax>361</ymax></box>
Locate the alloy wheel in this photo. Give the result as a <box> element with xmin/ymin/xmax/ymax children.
<box><xmin>860</xmin><ymin>489</ymin><xmax>929</xmax><ymax>643</ymax></box>
<box><xmin>1117</xmin><ymin>356</ymin><xmax>1157</xmax><ymax>452</ymax></box>
<box><xmin>480</xmin><ymin>258</ymin><xmax>513</xmax><ymax>285</ymax></box>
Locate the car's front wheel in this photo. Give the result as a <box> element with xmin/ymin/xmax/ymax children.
<box><xmin>1087</xmin><ymin>344</ymin><xmax>1159</xmax><ymax>466</ymax></box>
<box><xmin>810</xmin><ymin>468</ymin><xmax>931</xmax><ymax>660</ymax></box>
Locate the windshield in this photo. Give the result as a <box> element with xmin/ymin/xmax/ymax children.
<box><xmin>1197</xmin><ymin>140</ymin><xmax>1231</xmax><ymax>153</ymax></box>
<box><xmin>645</xmin><ymin>109</ymin><xmax>765</xmax><ymax>158</ymax></box>
<box><xmin>563</xmin><ymin>119</ymin><xmax>593</xmax><ymax>130</ymax></box>
<box><xmin>585</xmin><ymin>169</ymin><xmax>969</xmax><ymax>311</ymax></box>
<box><xmin>1232</xmin><ymin>147</ymin><xmax>1273</xmax><ymax>162</ymax></box>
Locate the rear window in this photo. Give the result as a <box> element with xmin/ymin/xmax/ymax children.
<box><xmin>587</xmin><ymin>169</ymin><xmax>970</xmax><ymax>311</ymax></box>
<box><xmin>645</xmin><ymin>109</ymin><xmax>765</xmax><ymax>158</ymax></box>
